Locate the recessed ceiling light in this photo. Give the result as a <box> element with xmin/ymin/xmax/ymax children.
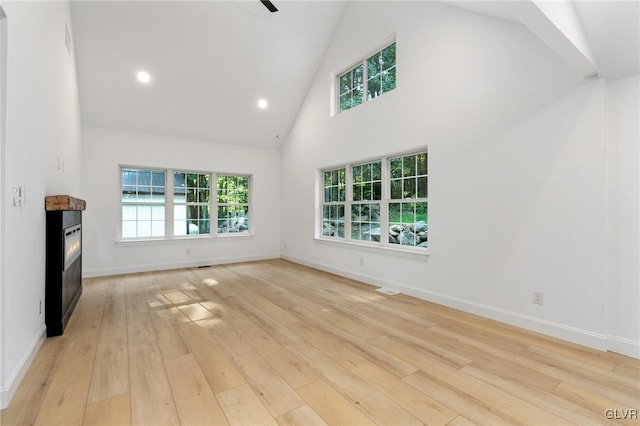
<box><xmin>136</xmin><ymin>71</ymin><xmax>151</xmax><ymax>84</ymax></box>
<box><xmin>258</xmin><ymin>99</ymin><xmax>268</xmax><ymax>109</ymax></box>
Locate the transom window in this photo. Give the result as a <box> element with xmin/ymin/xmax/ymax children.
<box><xmin>120</xmin><ymin>166</ymin><xmax>251</xmax><ymax>240</ymax></box>
<box><xmin>338</xmin><ymin>41</ymin><xmax>396</xmax><ymax>113</ymax></box>
<box><xmin>319</xmin><ymin>148</ymin><xmax>427</xmax><ymax>250</ymax></box>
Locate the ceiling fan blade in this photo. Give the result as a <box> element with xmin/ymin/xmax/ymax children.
<box><xmin>260</xmin><ymin>0</ymin><xmax>278</xmax><ymax>13</ymax></box>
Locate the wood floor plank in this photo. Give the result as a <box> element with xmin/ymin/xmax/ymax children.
<box><xmin>87</xmin><ymin>279</ymin><xmax>129</xmax><ymax>404</ymax></box>
<box><xmin>152</xmin><ymin>319</ymin><xmax>190</xmax><ymax>360</ymax></box>
<box><xmin>83</xmin><ymin>393</ymin><xmax>131</xmax><ymax>426</ymax></box>
<box><xmin>164</xmin><ymin>353</ymin><xmax>229</xmax><ymax>425</ymax></box>
<box><xmin>447</xmin><ymin>416</ymin><xmax>477</xmax><ymax>426</ymax></box>
<box><xmin>220</xmin><ymin>300</ymin><xmax>319</xmax><ymax>389</ymax></box>
<box><xmin>614</xmin><ymin>361</ymin><xmax>640</xmax><ymax>379</ymax></box>
<box><xmin>205</xmin><ymin>318</ymin><xmax>305</xmax><ymax>417</ymax></box>
<box><xmin>551</xmin><ymin>381</ymin><xmax>638</xmax><ymax>424</ymax></box>
<box><xmin>33</xmin><ymin>281</ymin><xmax>107</xmax><ymax>426</ymax></box>
<box><xmin>524</xmin><ymin>346</ymin><xmax>640</xmax><ymax>394</ymax></box>
<box><xmin>405</xmin><ymin>355</ymin><xmax>574</xmax><ymax>425</ymax></box>
<box><xmin>3</xmin><ymin>260</ymin><xmax>639</xmax><ymax>426</ymax></box>
<box><xmin>191</xmin><ymin>267</ymin><xmax>238</xmax><ymax>298</ymax></box>
<box><xmin>224</xmin><ymin>294</ymin><xmax>303</xmax><ymax>346</ymax></box>
<box><xmin>290</xmin><ymin>304</ymin><xmax>420</xmax><ymax>378</ymax></box>
<box><xmin>288</xmin><ymin>321</ymin><xmax>457</xmax><ymax>425</ymax></box>
<box><xmin>179</xmin><ymin>322</ymin><xmax>246</xmax><ymax>394</ymax></box>
<box><xmin>177</xmin><ymin>302</ymin><xmax>216</xmax><ymax>321</ymax></box>
<box><xmin>462</xmin><ymin>364</ymin><xmax>610</xmax><ymax>425</ymax></box>
<box><xmin>295</xmin><ymin>380</ymin><xmax>377</xmax><ymax>426</ymax></box>
<box><xmin>33</xmin><ymin>337</ymin><xmax>97</xmax><ymax>425</ymax></box>
<box><xmin>429</xmin><ymin>324</ymin><xmax>640</xmax><ymax>409</ymax></box>
<box><xmin>403</xmin><ymin>371</ymin><xmax>521</xmax><ymax>425</ymax></box>
<box><xmin>0</xmin><ymin>337</ymin><xmax>68</xmax><ymax>426</ymax></box>
<box><xmin>128</xmin><ymin>342</ymin><xmax>179</xmax><ymax>426</ymax></box>
<box><xmin>276</xmin><ymin>404</ymin><xmax>328</xmax><ymax>426</ymax></box>
<box><xmin>365</xmin><ymin>322</ymin><xmax>473</xmax><ymax>370</ymax></box>
<box><xmin>371</xmin><ymin>333</ymin><xmax>560</xmax><ymax>393</ymax></box>
<box><xmin>286</xmin><ymin>341</ymin><xmax>423</xmax><ymax>426</ymax></box>
<box><xmin>216</xmin><ymin>384</ymin><xmax>278</xmax><ymax>426</ymax></box>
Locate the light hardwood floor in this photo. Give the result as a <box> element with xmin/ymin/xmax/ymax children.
<box><xmin>1</xmin><ymin>259</ymin><xmax>639</xmax><ymax>425</ymax></box>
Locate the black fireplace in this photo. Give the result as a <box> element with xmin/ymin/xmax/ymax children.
<box><xmin>45</xmin><ymin>195</ymin><xmax>86</xmax><ymax>337</ymax></box>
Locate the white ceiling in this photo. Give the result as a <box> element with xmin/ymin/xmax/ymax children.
<box><xmin>572</xmin><ymin>0</ymin><xmax>640</xmax><ymax>80</ymax></box>
<box><xmin>448</xmin><ymin>0</ymin><xmax>639</xmax><ymax>80</ymax></box>
<box><xmin>71</xmin><ymin>1</ymin><xmax>347</xmax><ymax>150</ymax></box>
<box><xmin>71</xmin><ymin>1</ymin><xmax>639</xmax><ymax>150</ymax></box>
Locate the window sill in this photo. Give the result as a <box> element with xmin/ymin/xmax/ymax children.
<box><xmin>116</xmin><ymin>233</ymin><xmax>255</xmax><ymax>246</ymax></box>
<box><xmin>314</xmin><ymin>237</ymin><xmax>429</xmax><ymax>260</ymax></box>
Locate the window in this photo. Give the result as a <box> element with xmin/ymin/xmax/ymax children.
<box><xmin>351</xmin><ymin>161</ymin><xmax>381</xmax><ymax>242</ymax></box>
<box><xmin>217</xmin><ymin>175</ymin><xmax>250</xmax><ymax>234</ymax></box>
<box><xmin>388</xmin><ymin>153</ymin><xmax>427</xmax><ymax>248</ymax></box>
<box><xmin>338</xmin><ymin>42</ymin><xmax>396</xmax><ymax>113</ymax></box>
<box><xmin>121</xmin><ymin>168</ymin><xmax>166</xmax><ymax>238</ymax></box>
<box><xmin>319</xmin><ymin>148</ymin><xmax>427</xmax><ymax>251</ymax></box>
<box><xmin>322</xmin><ymin>168</ymin><xmax>346</xmax><ymax>238</ymax></box>
<box><xmin>173</xmin><ymin>171</ymin><xmax>211</xmax><ymax>235</ymax></box>
<box><xmin>120</xmin><ymin>166</ymin><xmax>251</xmax><ymax>240</ymax></box>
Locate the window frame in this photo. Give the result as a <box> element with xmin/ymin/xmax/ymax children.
<box><xmin>336</xmin><ymin>40</ymin><xmax>396</xmax><ymax>114</ymax></box>
<box><xmin>216</xmin><ymin>173</ymin><xmax>252</xmax><ymax>235</ymax></box>
<box><xmin>317</xmin><ymin>147</ymin><xmax>428</xmax><ymax>255</ymax></box>
<box><xmin>118</xmin><ymin>165</ymin><xmax>253</xmax><ymax>241</ymax></box>
<box><xmin>321</xmin><ymin>167</ymin><xmax>347</xmax><ymax>239</ymax></box>
<box><xmin>172</xmin><ymin>170</ymin><xmax>213</xmax><ymax>236</ymax></box>
<box><xmin>120</xmin><ymin>167</ymin><xmax>167</xmax><ymax>239</ymax></box>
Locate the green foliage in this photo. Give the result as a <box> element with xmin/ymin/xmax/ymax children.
<box><xmin>324</xmin><ymin>168</ymin><xmax>346</xmax><ymax>202</ymax></box>
<box><xmin>366</xmin><ymin>42</ymin><xmax>396</xmax><ymax>100</ymax></box>
<box><xmin>217</xmin><ymin>175</ymin><xmax>249</xmax><ymax>204</ymax></box>
<box><xmin>339</xmin><ymin>65</ymin><xmax>364</xmax><ymax>112</ymax></box>
<box><xmin>389</xmin><ymin>202</ymin><xmax>427</xmax><ymax>224</ymax></box>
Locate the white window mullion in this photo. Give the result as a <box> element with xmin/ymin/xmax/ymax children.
<box><xmin>345</xmin><ymin>165</ymin><xmax>352</xmax><ymax>242</ymax></box>
<box><xmin>165</xmin><ymin>169</ymin><xmax>174</xmax><ymax>237</ymax></box>
<box><xmin>212</xmin><ymin>172</ymin><xmax>218</xmax><ymax>236</ymax></box>
<box><xmin>361</xmin><ymin>59</ymin><xmax>368</xmax><ymax>104</ymax></box>
<box><xmin>380</xmin><ymin>158</ymin><xmax>389</xmax><ymax>247</ymax></box>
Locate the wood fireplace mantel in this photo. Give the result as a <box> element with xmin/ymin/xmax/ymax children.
<box><xmin>45</xmin><ymin>195</ymin><xmax>87</xmax><ymax>211</ymax></box>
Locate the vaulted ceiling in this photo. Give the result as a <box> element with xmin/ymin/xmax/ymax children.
<box><xmin>71</xmin><ymin>1</ymin><xmax>347</xmax><ymax>150</ymax></box>
<box><xmin>70</xmin><ymin>1</ymin><xmax>639</xmax><ymax>150</ymax></box>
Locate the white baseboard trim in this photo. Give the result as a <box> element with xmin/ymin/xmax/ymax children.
<box><xmin>606</xmin><ymin>335</ymin><xmax>640</xmax><ymax>359</ymax></box>
<box><xmin>83</xmin><ymin>254</ymin><xmax>280</xmax><ymax>278</ymax></box>
<box><xmin>282</xmin><ymin>254</ymin><xmax>614</xmax><ymax>354</ymax></box>
<box><xmin>1</xmin><ymin>325</ymin><xmax>46</xmax><ymax>409</ymax></box>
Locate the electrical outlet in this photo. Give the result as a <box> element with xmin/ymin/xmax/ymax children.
<box><xmin>533</xmin><ymin>291</ymin><xmax>544</xmax><ymax>305</ymax></box>
<box><xmin>359</xmin><ymin>257</ymin><xmax>364</xmax><ymax>266</ymax></box>
<box><xmin>39</xmin><ymin>300</ymin><xmax>42</xmax><ymax>315</ymax></box>
<box><xmin>186</xmin><ymin>248</ymin><xmax>191</xmax><ymax>255</ymax></box>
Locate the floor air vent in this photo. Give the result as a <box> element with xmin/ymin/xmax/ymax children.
<box><xmin>375</xmin><ymin>288</ymin><xmax>399</xmax><ymax>295</ymax></box>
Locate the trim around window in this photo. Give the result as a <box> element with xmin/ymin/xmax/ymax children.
<box><xmin>317</xmin><ymin>147</ymin><xmax>428</xmax><ymax>255</ymax></box>
<box><xmin>334</xmin><ymin>39</ymin><xmax>397</xmax><ymax>114</ymax></box>
<box><xmin>119</xmin><ymin>165</ymin><xmax>252</xmax><ymax>241</ymax></box>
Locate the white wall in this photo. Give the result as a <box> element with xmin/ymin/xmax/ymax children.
<box><xmin>281</xmin><ymin>1</ymin><xmax>623</xmax><ymax>351</ymax></box>
<box><xmin>81</xmin><ymin>126</ymin><xmax>281</xmax><ymax>277</ymax></box>
<box><xmin>0</xmin><ymin>0</ymin><xmax>82</xmax><ymax>408</ymax></box>
<box><xmin>606</xmin><ymin>75</ymin><xmax>640</xmax><ymax>358</ymax></box>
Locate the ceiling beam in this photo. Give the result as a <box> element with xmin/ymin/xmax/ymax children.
<box><xmin>524</xmin><ymin>0</ymin><xmax>598</xmax><ymax>78</ymax></box>
<box><xmin>444</xmin><ymin>0</ymin><xmax>598</xmax><ymax>78</ymax></box>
